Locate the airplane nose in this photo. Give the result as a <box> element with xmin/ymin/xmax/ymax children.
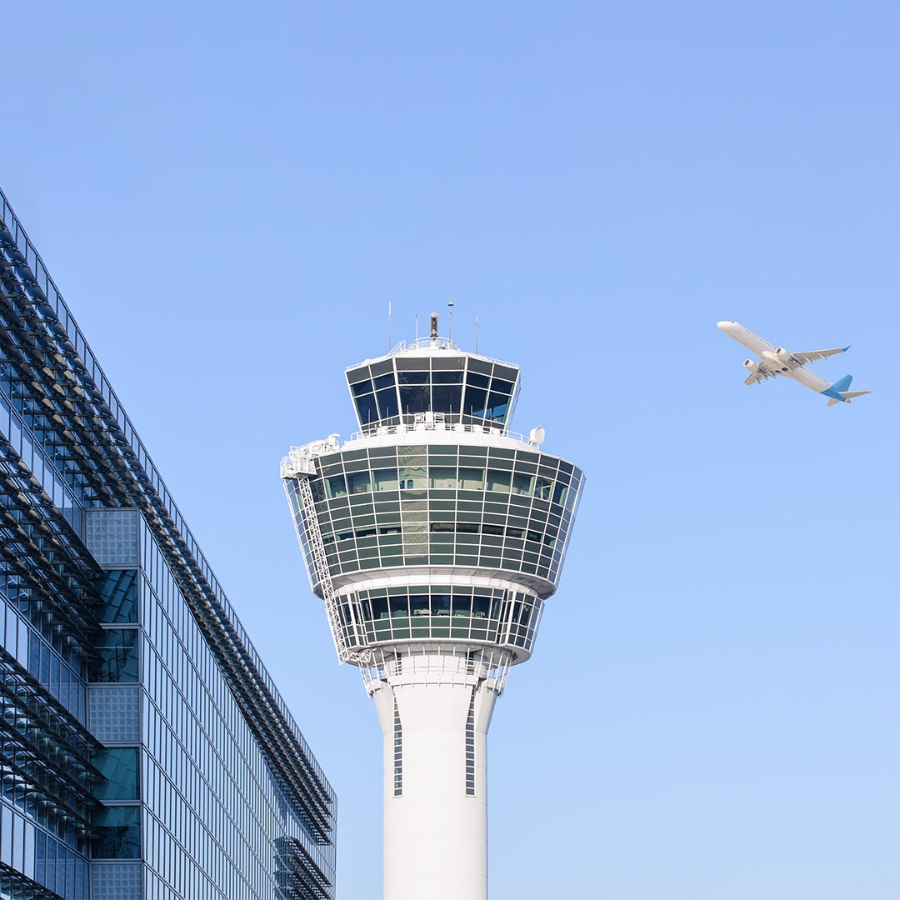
<box><xmin>717</xmin><ymin>320</ymin><xmax>734</xmax><ymax>331</ymax></box>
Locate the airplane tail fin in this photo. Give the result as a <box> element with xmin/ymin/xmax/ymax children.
<box><xmin>831</xmin><ymin>374</ymin><xmax>853</xmax><ymax>392</ymax></box>
<box><xmin>823</xmin><ymin>374</ymin><xmax>871</xmax><ymax>405</ymax></box>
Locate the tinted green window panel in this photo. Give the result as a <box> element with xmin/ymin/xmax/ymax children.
<box><xmin>94</xmin><ymin>569</ymin><xmax>138</xmax><ymax>624</ymax></box>
<box><xmin>511</xmin><ymin>473</ymin><xmax>533</xmax><ymax>495</ymax></box>
<box><xmin>374</xmin><ymin>468</ymin><xmax>399</xmax><ymax>491</ymax></box>
<box><xmin>89</xmin><ymin>630</ymin><xmax>139</xmax><ymax>683</ymax></box>
<box><xmin>486</xmin><ymin>470</ymin><xmax>510</xmax><ymax>493</ymax></box>
<box><xmin>399</xmin><ymin>466</ymin><xmax>426</xmax><ymax>489</ymax></box>
<box><xmin>458</xmin><ymin>466</ymin><xmax>484</xmax><ymax>491</ymax></box>
<box><xmin>347</xmin><ymin>471</ymin><xmax>371</xmax><ymax>494</ymax></box>
<box><xmin>93</xmin><ymin>806</ymin><xmax>141</xmax><ymax>858</ymax></box>
<box><xmin>429</xmin><ymin>467</ymin><xmax>455</xmax><ymax>489</ymax></box>
<box><xmin>93</xmin><ymin>747</ymin><xmax>140</xmax><ymax>801</ymax></box>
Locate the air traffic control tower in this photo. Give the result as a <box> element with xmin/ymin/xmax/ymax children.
<box><xmin>281</xmin><ymin>315</ymin><xmax>584</xmax><ymax>900</ymax></box>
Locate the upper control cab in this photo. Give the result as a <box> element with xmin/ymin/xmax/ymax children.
<box><xmin>347</xmin><ymin>339</ymin><xmax>520</xmax><ymax>435</ymax></box>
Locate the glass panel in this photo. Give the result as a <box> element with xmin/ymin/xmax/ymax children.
<box><xmin>370</xmin><ymin>359</ymin><xmax>394</xmax><ymax>376</ymax></box>
<box><xmin>431</xmin><ymin>594</ymin><xmax>451</xmax><ymax>616</ymax></box>
<box><xmin>429</xmin><ymin>467</ymin><xmax>457</xmax><ymax>489</ymax></box>
<box><xmin>389</xmin><ymin>597</ymin><xmax>409</xmax><ymax>618</ymax></box>
<box><xmin>347</xmin><ymin>366</ymin><xmax>372</xmax><ymax>385</ymax></box>
<box><xmin>397</xmin><ymin>371</ymin><xmax>429</xmax><ymax>384</ymax></box>
<box><xmin>92</xmin><ymin>806</ymin><xmax>141</xmax><ymax>858</ymax></box>
<box><xmin>89</xmin><ymin>630</ymin><xmax>139</xmax><ymax>682</ymax></box>
<box><xmin>399</xmin><ymin>466</ymin><xmax>426</xmax><ymax>489</ymax></box>
<box><xmin>373</xmin><ymin>468</ymin><xmax>399</xmax><ymax>491</ymax></box>
<box><xmin>355</xmin><ymin>393</ymin><xmax>379</xmax><ymax>426</ymax></box>
<box><xmin>458</xmin><ymin>468</ymin><xmax>485</xmax><ymax>490</ymax></box>
<box><xmin>373</xmin><ymin>373</ymin><xmax>396</xmax><ymax>391</ymax></box>
<box><xmin>432</xmin><ymin>385</ymin><xmax>462</xmax><ymax>413</ymax></box>
<box><xmin>94</xmin><ymin>570</ymin><xmax>138</xmax><ymax>624</ymax></box>
<box><xmin>452</xmin><ymin>596</ymin><xmax>472</xmax><ymax>617</ymax></box>
<box><xmin>326</xmin><ymin>474</ymin><xmax>347</xmax><ymax>498</ymax></box>
<box><xmin>463</xmin><ymin>386</ymin><xmax>487</xmax><ymax>418</ymax></box>
<box><xmin>552</xmin><ymin>482</ymin><xmax>569</xmax><ymax>506</ymax></box>
<box><xmin>486</xmin><ymin>391</ymin><xmax>510</xmax><ymax>422</ymax></box>
<box><xmin>486</xmin><ymin>470</ymin><xmax>511</xmax><ymax>493</ymax></box>
<box><xmin>351</xmin><ymin>379</ymin><xmax>374</xmax><ymax>396</ymax></box>
<box><xmin>399</xmin><ymin>385</ymin><xmax>429</xmax><ymax>414</ymax></box>
<box><xmin>511</xmin><ymin>472</ymin><xmax>534</xmax><ymax>496</ymax></box>
<box><xmin>534</xmin><ymin>477</ymin><xmax>552</xmax><ymax>500</ymax></box>
<box><xmin>371</xmin><ymin>597</ymin><xmax>389</xmax><ymax>620</ymax></box>
<box><xmin>472</xmin><ymin>596</ymin><xmax>491</xmax><ymax>619</ymax></box>
<box><xmin>92</xmin><ymin>747</ymin><xmax>140</xmax><ymax>801</ymax></box>
<box><xmin>376</xmin><ymin>388</ymin><xmax>399</xmax><ymax>418</ymax></box>
<box><xmin>348</xmin><ymin>471</ymin><xmax>371</xmax><ymax>494</ymax></box>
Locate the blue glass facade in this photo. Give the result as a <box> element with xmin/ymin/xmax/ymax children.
<box><xmin>0</xmin><ymin>187</ymin><xmax>335</xmax><ymax>899</ymax></box>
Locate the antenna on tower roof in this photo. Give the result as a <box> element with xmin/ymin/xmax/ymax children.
<box><xmin>388</xmin><ymin>301</ymin><xmax>392</xmax><ymax>352</ymax></box>
<box><xmin>448</xmin><ymin>298</ymin><xmax>454</xmax><ymax>342</ymax></box>
<box><xmin>475</xmin><ymin>316</ymin><xmax>479</xmax><ymax>354</ymax></box>
<box><xmin>430</xmin><ymin>312</ymin><xmax>439</xmax><ymax>339</ymax></box>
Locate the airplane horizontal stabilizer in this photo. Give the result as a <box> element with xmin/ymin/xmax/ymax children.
<box><xmin>839</xmin><ymin>391</ymin><xmax>870</xmax><ymax>401</ymax></box>
<box><xmin>826</xmin><ymin>390</ymin><xmax>870</xmax><ymax>406</ymax></box>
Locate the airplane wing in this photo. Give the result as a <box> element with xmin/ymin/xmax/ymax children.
<box><xmin>744</xmin><ymin>367</ymin><xmax>770</xmax><ymax>385</ymax></box>
<box><xmin>791</xmin><ymin>346</ymin><xmax>849</xmax><ymax>365</ymax></box>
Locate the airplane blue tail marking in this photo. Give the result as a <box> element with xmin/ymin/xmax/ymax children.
<box><xmin>821</xmin><ymin>374</ymin><xmax>853</xmax><ymax>401</ymax></box>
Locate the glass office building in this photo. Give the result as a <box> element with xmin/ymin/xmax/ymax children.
<box><xmin>0</xmin><ymin>187</ymin><xmax>336</xmax><ymax>900</ymax></box>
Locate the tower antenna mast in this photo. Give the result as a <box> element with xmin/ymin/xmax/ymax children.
<box><xmin>388</xmin><ymin>301</ymin><xmax>392</xmax><ymax>352</ymax></box>
<box><xmin>448</xmin><ymin>298</ymin><xmax>454</xmax><ymax>342</ymax></box>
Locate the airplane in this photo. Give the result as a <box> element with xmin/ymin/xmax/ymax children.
<box><xmin>717</xmin><ymin>320</ymin><xmax>870</xmax><ymax>406</ymax></box>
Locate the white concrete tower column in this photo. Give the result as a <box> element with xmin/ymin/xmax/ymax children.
<box><xmin>368</xmin><ymin>651</ymin><xmax>502</xmax><ymax>900</ymax></box>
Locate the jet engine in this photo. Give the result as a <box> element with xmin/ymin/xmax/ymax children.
<box><xmin>743</xmin><ymin>359</ymin><xmax>760</xmax><ymax>373</ymax></box>
<box><xmin>775</xmin><ymin>348</ymin><xmax>793</xmax><ymax>364</ymax></box>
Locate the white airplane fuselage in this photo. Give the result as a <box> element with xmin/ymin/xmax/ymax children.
<box><xmin>718</xmin><ymin>321</ymin><xmax>827</xmax><ymax>390</ymax></box>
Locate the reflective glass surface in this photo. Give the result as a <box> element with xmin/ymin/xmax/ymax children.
<box><xmin>336</xmin><ymin>585</ymin><xmax>543</xmax><ymax>656</ymax></box>
<box><xmin>347</xmin><ymin>353</ymin><xmax>520</xmax><ymax>431</ymax></box>
<box><xmin>295</xmin><ymin>444</ymin><xmax>584</xmax><ymax>589</ymax></box>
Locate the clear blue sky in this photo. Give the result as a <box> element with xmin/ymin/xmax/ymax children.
<box><xmin>4</xmin><ymin>3</ymin><xmax>898</xmax><ymax>898</ymax></box>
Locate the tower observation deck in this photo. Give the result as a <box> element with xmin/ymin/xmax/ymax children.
<box><xmin>281</xmin><ymin>315</ymin><xmax>584</xmax><ymax>900</ymax></box>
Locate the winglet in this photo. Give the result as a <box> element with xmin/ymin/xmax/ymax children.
<box><xmin>842</xmin><ymin>345</ymin><xmax>851</xmax><ymax>352</ymax></box>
